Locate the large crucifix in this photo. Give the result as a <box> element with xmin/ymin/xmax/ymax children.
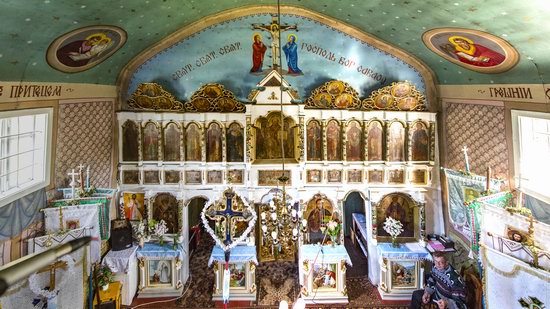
<box><xmin>252</xmin><ymin>16</ymin><xmax>297</xmax><ymax>71</ymax></box>
<box><xmin>37</xmin><ymin>260</ymin><xmax>68</xmax><ymax>292</ymax></box>
<box><xmin>461</xmin><ymin>145</ymin><xmax>470</xmax><ymax>174</ymax></box>
<box><xmin>205</xmin><ymin>189</ymin><xmax>252</xmax><ymax>244</ymax></box>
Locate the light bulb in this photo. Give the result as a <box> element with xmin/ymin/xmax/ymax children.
<box><xmin>261</xmin><ymin>212</ymin><xmax>266</xmax><ymax>220</ymax></box>
<box><xmin>271</xmin><ymin>213</ymin><xmax>277</xmax><ymax>221</ymax></box>
<box><xmin>292</xmin><ymin>228</ymin><xmax>298</xmax><ymax>236</ymax></box>
<box><xmin>271</xmin><ymin>231</ymin><xmax>278</xmax><ymax>239</ymax></box>
<box><xmin>291</xmin><ymin>209</ymin><xmax>297</xmax><ymax>217</ymax></box>
<box><xmin>262</xmin><ymin>225</ymin><xmax>267</xmax><ymax>233</ymax></box>
<box><xmin>302</xmin><ymin>219</ymin><xmax>307</xmax><ymax>226</ymax></box>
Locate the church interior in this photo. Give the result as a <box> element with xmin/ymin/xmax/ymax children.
<box><xmin>1</xmin><ymin>1</ymin><xmax>550</xmax><ymax>308</ymax></box>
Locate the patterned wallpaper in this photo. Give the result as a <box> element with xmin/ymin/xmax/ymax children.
<box><xmin>444</xmin><ymin>102</ymin><xmax>509</xmax><ymax>180</ymax></box>
<box><xmin>55</xmin><ymin>101</ymin><xmax>114</xmax><ymax>188</ymax></box>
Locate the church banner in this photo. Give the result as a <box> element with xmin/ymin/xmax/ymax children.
<box><xmin>482</xmin><ymin>245</ymin><xmax>550</xmax><ymax>309</ymax></box>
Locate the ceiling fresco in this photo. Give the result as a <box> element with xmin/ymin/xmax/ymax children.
<box><xmin>123</xmin><ymin>12</ymin><xmax>427</xmax><ymax>102</ymax></box>
<box><xmin>0</xmin><ymin>0</ymin><xmax>549</xmax><ymax>86</ymax></box>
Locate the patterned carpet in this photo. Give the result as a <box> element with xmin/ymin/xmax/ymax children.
<box><xmin>154</xmin><ymin>234</ymin><xmax>410</xmax><ymax>308</ymax></box>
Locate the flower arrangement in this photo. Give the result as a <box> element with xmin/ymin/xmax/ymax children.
<box><xmin>136</xmin><ymin>220</ymin><xmax>146</xmax><ymax>239</ymax></box>
<box><xmin>383</xmin><ymin>216</ymin><xmax>404</xmax><ymax>247</ymax></box>
<box><xmin>96</xmin><ymin>265</ymin><xmax>114</xmax><ymax>290</ymax></box>
<box><xmin>152</xmin><ymin>219</ymin><xmax>168</xmax><ymax>245</ymax></box>
<box><xmin>76</xmin><ymin>185</ymin><xmax>96</xmax><ymax>198</ymax></box>
<box><xmin>326</xmin><ymin>220</ymin><xmax>341</xmax><ymax>237</ymax></box>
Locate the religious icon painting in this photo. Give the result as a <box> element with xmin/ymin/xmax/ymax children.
<box><xmin>258</xmin><ymin>170</ymin><xmax>291</xmax><ymax>186</ymax></box>
<box><xmin>505</xmin><ymin>226</ymin><xmax>529</xmax><ymax>244</ymax></box>
<box><xmin>368</xmin><ymin>169</ymin><xmax>384</xmax><ymax>184</ymax></box>
<box><xmin>203</xmin><ymin>84</ymin><xmax>222</xmax><ymax>98</ymax></box>
<box><xmin>228</xmin><ymin>170</ymin><xmax>244</xmax><ymax>184</ymax></box>
<box><xmin>326</xmin><ymin>119</ymin><xmax>342</xmax><ymax>161</ymax></box>
<box><xmin>390</xmin><ymin>82</ymin><xmax>412</xmax><ymax>98</ymax></box>
<box><xmin>312</xmin><ymin>263</ymin><xmax>337</xmax><ymax>291</ymax></box>
<box><xmin>142</xmin><ymin>122</ymin><xmax>160</xmax><ymax>161</ymax></box>
<box><xmin>306</xmin><ymin>169</ymin><xmax>322</xmax><ymax>183</ymax></box>
<box><xmin>327</xmin><ymin>170</ymin><xmax>342</xmax><ymax>183</ymax></box>
<box><xmin>254</xmin><ymin>112</ymin><xmax>296</xmax><ymax>162</ymax></box>
<box><xmin>206</xmin><ymin>122</ymin><xmax>223</xmax><ymax>162</ymax></box>
<box><xmin>192</xmin><ymin>98</ymin><xmax>211</xmax><ymax>112</ymax></box>
<box><xmin>335</xmin><ymin>94</ymin><xmax>353</xmax><ymax>109</ymax></box>
<box><xmin>143</xmin><ymin>170</ymin><xmax>160</xmax><ymax>184</ymax></box>
<box><xmin>226</xmin><ymin>123</ymin><xmax>244</xmax><ymax>162</ymax></box>
<box><xmin>147</xmin><ymin>259</ymin><xmax>173</xmax><ymax>287</ymax></box>
<box><xmin>347</xmin><ymin>169</ymin><xmax>363</xmax><ymax>183</ymax></box>
<box><xmin>152</xmin><ymin>193</ymin><xmax>179</xmax><ymax>234</ymax></box>
<box><xmin>185</xmin><ymin>171</ymin><xmax>202</xmax><ymax>184</ymax></box>
<box><xmin>397</xmin><ymin>97</ymin><xmax>418</xmax><ymax>111</ymax></box>
<box><xmin>314</xmin><ymin>93</ymin><xmax>332</xmax><ymax>108</ymax></box>
<box><xmin>327</xmin><ymin>81</ymin><xmax>345</xmax><ymax>96</ymax></box>
<box><xmin>227</xmin><ymin>263</ymin><xmax>247</xmax><ymax>288</ymax></box>
<box><xmin>307</xmin><ymin>120</ymin><xmax>323</xmax><ymax>161</ymax></box>
<box><xmin>122</xmin><ymin>120</ymin><xmax>139</xmax><ymax>162</ymax></box>
<box><xmin>374</xmin><ymin>93</ymin><xmax>394</xmax><ymax>109</ymax></box>
<box><xmin>122</xmin><ymin>170</ymin><xmax>140</xmax><ymax>185</ymax></box>
<box><xmin>185</xmin><ymin>123</ymin><xmax>202</xmax><ymax>161</ymax></box>
<box><xmin>345</xmin><ymin>120</ymin><xmax>363</xmax><ymax>161</ymax></box>
<box><xmin>122</xmin><ymin>192</ymin><xmax>145</xmax><ymax>221</ymax></box>
<box><xmin>388</xmin><ymin>169</ymin><xmax>405</xmax><ymax>184</ymax></box>
<box><xmin>207</xmin><ymin>170</ymin><xmax>223</xmax><ymax>184</ymax></box>
<box><xmin>376</xmin><ymin>193</ymin><xmax>416</xmax><ymax>239</ymax></box>
<box><xmin>422</xmin><ymin>27</ymin><xmax>519</xmax><ymax>73</ymax></box>
<box><xmin>366</xmin><ymin>120</ymin><xmax>384</xmax><ymax>161</ymax></box>
<box><xmin>387</xmin><ymin>121</ymin><xmax>405</xmax><ymax>162</ymax></box>
<box><xmin>410</xmin><ymin>121</ymin><xmax>429</xmax><ymax>161</ymax></box>
<box><xmin>64</xmin><ymin>219</ymin><xmax>80</xmax><ymax>230</ymax></box>
<box><xmin>46</xmin><ymin>25</ymin><xmax>127</xmax><ymax>73</ymax></box>
<box><xmin>164</xmin><ymin>171</ymin><xmax>181</xmax><ymax>184</ymax></box>
<box><xmin>163</xmin><ymin>122</ymin><xmax>181</xmax><ymax>161</ymax></box>
<box><xmin>391</xmin><ymin>261</ymin><xmax>417</xmax><ymax>288</ymax></box>
<box><xmin>411</xmin><ymin>169</ymin><xmax>428</xmax><ymax>185</ymax></box>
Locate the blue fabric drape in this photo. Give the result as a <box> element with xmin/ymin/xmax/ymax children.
<box><xmin>524</xmin><ymin>194</ymin><xmax>550</xmax><ymax>225</ymax></box>
<box><xmin>0</xmin><ymin>189</ymin><xmax>45</xmax><ymax>240</ymax></box>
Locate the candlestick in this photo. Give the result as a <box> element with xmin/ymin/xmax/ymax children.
<box><xmin>461</xmin><ymin>146</ymin><xmax>470</xmax><ymax>173</ymax></box>
<box><xmin>86</xmin><ymin>166</ymin><xmax>90</xmax><ymax>189</ymax></box>
<box><xmin>486</xmin><ymin>167</ymin><xmax>491</xmax><ymax>192</ymax></box>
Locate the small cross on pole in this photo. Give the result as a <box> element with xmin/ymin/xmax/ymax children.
<box><xmin>68</xmin><ymin>169</ymin><xmax>79</xmax><ymax>198</ymax></box>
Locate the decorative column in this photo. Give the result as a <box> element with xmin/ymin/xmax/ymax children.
<box><xmin>180</xmin><ymin>121</ymin><xmax>185</xmax><ymax>164</ymax></box>
<box><xmin>342</xmin><ymin>121</ymin><xmax>348</xmax><ymax>162</ymax></box>
<box><xmin>298</xmin><ymin>115</ymin><xmax>305</xmax><ymax>162</ymax></box>
<box><xmin>201</xmin><ymin>121</ymin><xmax>207</xmax><ymax>163</ymax></box>
<box><xmin>363</xmin><ymin>120</ymin><xmax>369</xmax><ymax>162</ymax></box>
<box><xmin>246</xmin><ymin>115</ymin><xmax>252</xmax><ymax>163</ymax></box>
<box><xmin>429</xmin><ymin>121</ymin><xmax>436</xmax><ymax>163</ymax></box>
<box><xmin>137</xmin><ymin>120</ymin><xmax>143</xmax><ymax>162</ymax></box>
<box><xmin>322</xmin><ymin>119</ymin><xmax>328</xmax><ymax>161</ymax></box>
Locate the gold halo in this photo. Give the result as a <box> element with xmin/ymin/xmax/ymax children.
<box><xmin>287</xmin><ymin>33</ymin><xmax>297</xmax><ymax>42</ymax></box>
<box><xmin>85</xmin><ymin>32</ymin><xmax>107</xmax><ymax>41</ymax></box>
<box><xmin>252</xmin><ymin>32</ymin><xmax>262</xmax><ymax>41</ymax></box>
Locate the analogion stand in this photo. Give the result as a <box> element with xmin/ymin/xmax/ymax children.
<box><xmin>208</xmin><ymin>245</ymin><xmax>258</xmax><ymax>302</ymax></box>
<box><xmin>299</xmin><ymin>244</ymin><xmax>351</xmax><ymax>304</ymax></box>
<box><xmin>136</xmin><ymin>243</ymin><xmax>188</xmax><ymax>298</ymax></box>
<box><xmin>377</xmin><ymin>243</ymin><xmax>432</xmax><ymax>300</ymax></box>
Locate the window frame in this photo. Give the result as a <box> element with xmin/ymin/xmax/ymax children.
<box><xmin>0</xmin><ymin>108</ymin><xmax>53</xmax><ymax>207</ymax></box>
<box><xmin>511</xmin><ymin>109</ymin><xmax>550</xmax><ymax>204</ymax></box>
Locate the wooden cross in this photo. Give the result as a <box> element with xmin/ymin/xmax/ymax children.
<box><xmin>205</xmin><ymin>190</ymin><xmax>251</xmax><ymax>245</ymax></box>
<box><xmin>78</xmin><ymin>164</ymin><xmax>85</xmax><ymax>192</ymax></box>
<box><xmin>461</xmin><ymin>146</ymin><xmax>470</xmax><ymax>173</ymax></box>
<box><xmin>252</xmin><ymin>16</ymin><xmax>298</xmax><ymax>70</ymax></box>
<box><xmin>38</xmin><ymin>261</ymin><xmax>68</xmax><ymax>291</ymax></box>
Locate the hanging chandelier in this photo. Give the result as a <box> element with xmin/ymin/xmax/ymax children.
<box><xmin>257</xmin><ymin>0</ymin><xmax>307</xmax><ymax>262</ymax></box>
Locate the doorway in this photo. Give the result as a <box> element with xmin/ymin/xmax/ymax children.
<box><xmin>343</xmin><ymin>191</ymin><xmax>365</xmax><ymax>237</ymax></box>
<box><xmin>187</xmin><ymin>196</ymin><xmax>207</xmax><ymax>255</ymax></box>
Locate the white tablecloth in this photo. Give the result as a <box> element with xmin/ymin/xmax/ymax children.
<box><xmin>103</xmin><ymin>245</ymin><xmax>139</xmax><ymax>273</ymax></box>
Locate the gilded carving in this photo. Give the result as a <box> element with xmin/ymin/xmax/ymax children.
<box><xmin>305</xmin><ymin>80</ymin><xmax>361</xmax><ymax>110</ymax></box>
<box><xmin>362</xmin><ymin>81</ymin><xmax>427</xmax><ymax>111</ymax></box>
<box><xmin>127</xmin><ymin>82</ymin><xmax>246</xmax><ymax>113</ymax></box>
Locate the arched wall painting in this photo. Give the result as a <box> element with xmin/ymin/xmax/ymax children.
<box><xmin>142</xmin><ymin>122</ymin><xmax>159</xmax><ymax>161</ymax></box>
<box><xmin>346</xmin><ymin>120</ymin><xmax>362</xmax><ymax>161</ymax></box>
<box><xmin>422</xmin><ymin>27</ymin><xmax>519</xmax><ymax>74</ymax></box>
<box><xmin>307</xmin><ymin>120</ymin><xmax>322</xmax><ymax>161</ymax></box>
<box><xmin>123</xmin><ymin>12</ymin><xmax>427</xmax><ymax>103</ymax></box>
<box><xmin>226</xmin><ymin>123</ymin><xmax>244</xmax><ymax>162</ymax></box>
<box><xmin>185</xmin><ymin>123</ymin><xmax>202</xmax><ymax>161</ymax></box>
<box><xmin>206</xmin><ymin>123</ymin><xmax>222</xmax><ymax>162</ymax></box>
<box><xmin>367</xmin><ymin>120</ymin><xmax>384</xmax><ymax>161</ymax></box>
<box><xmin>326</xmin><ymin>120</ymin><xmax>342</xmax><ymax>161</ymax></box>
<box><xmin>164</xmin><ymin>123</ymin><xmax>181</xmax><ymax>161</ymax></box>
<box><xmin>254</xmin><ymin>112</ymin><xmax>295</xmax><ymax>162</ymax></box>
<box><xmin>47</xmin><ymin>25</ymin><xmax>126</xmax><ymax>73</ymax></box>
<box><xmin>410</xmin><ymin>121</ymin><xmax>429</xmax><ymax>161</ymax></box>
<box><xmin>122</xmin><ymin>120</ymin><xmax>139</xmax><ymax>161</ymax></box>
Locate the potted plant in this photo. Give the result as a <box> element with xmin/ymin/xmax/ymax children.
<box><xmin>383</xmin><ymin>216</ymin><xmax>404</xmax><ymax>247</ymax></box>
<box><xmin>97</xmin><ymin>265</ymin><xmax>114</xmax><ymax>291</ymax></box>
<box><xmin>326</xmin><ymin>220</ymin><xmax>341</xmax><ymax>247</ymax></box>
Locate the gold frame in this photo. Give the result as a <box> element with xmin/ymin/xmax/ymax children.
<box><xmin>389</xmin><ymin>260</ymin><xmax>418</xmax><ymax>290</ymax></box>
<box><xmin>310</xmin><ymin>262</ymin><xmax>339</xmax><ymax>293</ymax></box>
<box><xmin>145</xmin><ymin>258</ymin><xmax>176</xmax><ymax>289</ymax></box>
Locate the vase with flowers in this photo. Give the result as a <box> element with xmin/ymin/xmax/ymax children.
<box><xmin>97</xmin><ymin>265</ymin><xmax>114</xmax><ymax>291</ymax></box>
<box><xmin>326</xmin><ymin>220</ymin><xmax>341</xmax><ymax>247</ymax></box>
<box><xmin>383</xmin><ymin>216</ymin><xmax>404</xmax><ymax>247</ymax></box>
<box><xmin>150</xmin><ymin>219</ymin><xmax>168</xmax><ymax>246</ymax></box>
<box><xmin>136</xmin><ymin>220</ymin><xmax>146</xmax><ymax>248</ymax></box>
